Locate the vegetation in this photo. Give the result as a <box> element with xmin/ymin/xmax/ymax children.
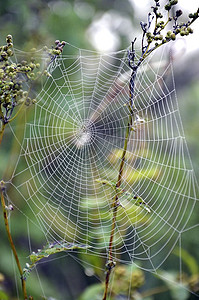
<box><xmin>0</xmin><ymin>0</ymin><xmax>199</xmax><ymax>299</ymax></box>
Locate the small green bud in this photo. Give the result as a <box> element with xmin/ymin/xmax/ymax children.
<box><xmin>187</xmin><ymin>27</ymin><xmax>193</xmax><ymax>34</ymax></box>
<box><xmin>36</xmin><ymin>63</ymin><xmax>40</xmax><ymax>68</ymax></box>
<box><xmin>171</xmin><ymin>0</ymin><xmax>178</xmax><ymax>5</ymax></box>
<box><xmin>29</xmin><ymin>63</ymin><xmax>35</xmax><ymax>69</ymax></box>
<box><xmin>7</xmin><ymin>43</ymin><xmax>13</xmax><ymax>49</ymax></box>
<box><xmin>157</xmin><ymin>13</ymin><xmax>163</xmax><ymax>18</ymax></box>
<box><xmin>1</xmin><ymin>52</ymin><xmax>8</xmax><ymax>59</ymax></box>
<box><xmin>165</xmin><ymin>4</ymin><xmax>171</xmax><ymax>11</ymax></box>
<box><xmin>51</xmin><ymin>49</ymin><xmax>61</xmax><ymax>56</ymax></box>
<box><xmin>180</xmin><ymin>31</ymin><xmax>186</xmax><ymax>36</ymax></box>
<box><xmin>171</xmin><ymin>33</ymin><xmax>176</xmax><ymax>40</ymax></box>
<box><xmin>26</xmin><ymin>66</ymin><xmax>31</xmax><ymax>72</ymax></box>
<box><xmin>6</xmin><ymin>35</ymin><xmax>13</xmax><ymax>43</ymax></box>
<box><xmin>166</xmin><ymin>30</ymin><xmax>172</xmax><ymax>37</ymax></box>
<box><xmin>3</xmin><ymin>45</ymin><xmax>8</xmax><ymax>51</ymax></box>
<box><xmin>9</xmin><ymin>82</ymin><xmax>14</xmax><ymax>87</ymax></box>
<box><xmin>146</xmin><ymin>32</ymin><xmax>152</xmax><ymax>38</ymax></box>
<box><xmin>7</xmin><ymin>49</ymin><xmax>13</xmax><ymax>56</ymax></box>
<box><xmin>44</xmin><ymin>70</ymin><xmax>51</xmax><ymax>77</ymax></box>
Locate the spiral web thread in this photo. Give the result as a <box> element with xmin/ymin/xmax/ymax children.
<box><xmin>6</xmin><ymin>42</ymin><xmax>199</xmax><ymax>295</ymax></box>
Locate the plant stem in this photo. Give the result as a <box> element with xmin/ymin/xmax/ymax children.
<box><xmin>102</xmin><ymin>40</ymin><xmax>138</xmax><ymax>298</ymax></box>
<box><xmin>0</xmin><ymin>122</ymin><xmax>6</xmax><ymax>147</ymax></box>
<box><xmin>0</xmin><ymin>181</ymin><xmax>28</xmax><ymax>300</ymax></box>
<box><xmin>102</xmin><ymin>109</ymin><xmax>133</xmax><ymax>300</ymax></box>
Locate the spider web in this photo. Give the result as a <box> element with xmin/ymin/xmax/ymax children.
<box><xmin>5</xmin><ymin>42</ymin><xmax>199</xmax><ymax>296</ymax></box>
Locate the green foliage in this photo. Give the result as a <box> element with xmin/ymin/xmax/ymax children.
<box><xmin>173</xmin><ymin>247</ymin><xmax>199</xmax><ymax>275</ymax></box>
<box><xmin>79</xmin><ymin>284</ymin><xmax>104</xmax><ymax>300</ymax></box>
<box><xmin>96</xmin><ymin>178</ymin><xmax>151</xmax><ymax>212</ymax></box>
<box><xmin>0</xmin><ymin>290</ymin><xmax>9</xmax><ymax>300</ymax></box>
<box><xmin>0</xmin><ymin>1</ymin><xmax>199</xmax><ymax>299</ymax></box>
<box><xmin>0</xmin><ymin>36</ymin><xmax>65</xmax><ymax>130</ymax></box>
<box><xmin>22</xmin><ymin>241</ymin><xmax>90</xmax><ymax>280</ymax></box>
<box><xmin>79</xmin><ymin>264</ymin><xmax>145</xmax><ymax>300</ymax></box>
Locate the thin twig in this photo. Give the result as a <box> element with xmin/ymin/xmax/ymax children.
<box><xmin>102</xmin><ymin>112</ymin><xmax>133</xmax><ymax>300</ymax></box>
<box><xmin>0</xmin><ymin>181</ymin><xmax>28</xmax><ymax>300</ymax></box>
<box><xmin>102</xmin><ymin>39</ymin><xmax>138</xmax><ymax>299</ymax></box>
<box><xmin>0</xmin><ymin>122</ymin><xmax>6</xmax><ymax>147</ymax></box>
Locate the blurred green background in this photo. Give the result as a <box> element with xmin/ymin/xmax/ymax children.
<box><xmin>0</xmin><ymin>0</ymin><xmax>199</xmax><ymax>299</ymax></box>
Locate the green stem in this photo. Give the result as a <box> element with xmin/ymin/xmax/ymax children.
<box><xmin>0</xmin><ymin>122</ymin><xmax>6</xmax><ymax>147</ymax></box>
<box><xmin>0</xmin><ymin>181</ymin><xmax>28</xmax><ymax>300</ymax></box>
<box><xmin>0</xmin><ymin>103</ymin><xmax>6</xmax><ymax>147</ymax></box>
<box><xmin>102</xmin><ymin>111</ymin><xmax>133</xmax><ymax>300</ymax></box>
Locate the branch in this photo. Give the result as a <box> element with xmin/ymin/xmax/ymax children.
<box><xmin>0</xmin><ymin>181</ymin><xmax>28</xmax><ymax>299</ymax></box>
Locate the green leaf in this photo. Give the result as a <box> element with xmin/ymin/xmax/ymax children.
<box><xmin>22</xmin><ymin>241</ymin><xmax>89</xmax><ymax>280</ymax></box>
<box><xmin>79</xmin><ymin>283</ymin><xmax>104</xmax><ymax>300</ymax></box>
<box><xmin>124</xmin><ymin>167</ymin><xmax>160</xmax><ymax>183</ymax></box>
<box><xmin>0</xmin><ymin>290</ymin><xmax>9</xmax><ymax>300</ymax></box>
<box><xmin>173</xmin><ymin>247</ymin><xmax>199</xmax><ymax>275</ymax></box>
